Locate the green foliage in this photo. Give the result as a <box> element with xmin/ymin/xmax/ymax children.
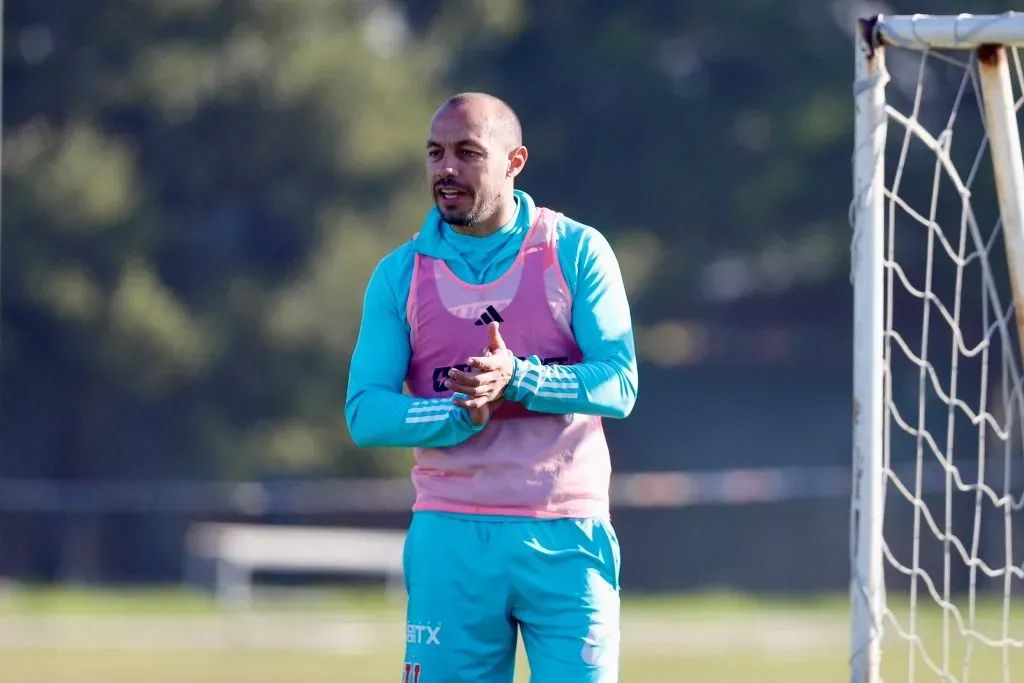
<box><xmin>2</xmin><ymin>0</ymin><xmax>521</xmax><ymax>482</ymax></box>
<box><xmin>3</xmin><ymin>0</ymin><xmax>1020</xmax><ymax>487</ymax></box>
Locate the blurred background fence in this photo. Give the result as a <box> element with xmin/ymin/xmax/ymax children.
<box><xmin>3</xmin><ymin>0</ymin><xmax>1020</xmax><ymax>602</ymax></box>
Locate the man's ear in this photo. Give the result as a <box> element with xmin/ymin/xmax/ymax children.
<box><xmin>507</xmin><ymin>145</ymin><xmax>528</xmax><ymax>178</ymax></box>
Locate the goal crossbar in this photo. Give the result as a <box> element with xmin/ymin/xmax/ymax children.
<box><xmin>871</xmin><ymin>12</ymin><xmax>1024</xmax><ymax>50</ymax></box>
<box><xmin>852</xmin><ymin>11</ymin><xmax>1024</xmax><ymax>683</ymax></box>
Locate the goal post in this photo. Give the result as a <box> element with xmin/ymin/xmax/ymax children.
<box><xmin>851</xmin><ymin>12</ymin><xmax>1024</xmax><ymax>683</ymax></box>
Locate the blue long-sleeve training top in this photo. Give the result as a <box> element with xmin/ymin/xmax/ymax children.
<box><xmin>345</xmin><ymin>189</ymin><xmax>638</xmax><ymax>449</ymax></box>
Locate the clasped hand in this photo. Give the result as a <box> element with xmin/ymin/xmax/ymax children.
<box><xmin>446</xmin><ymin>321</ymin><xmax>514</xmax><ymax>425</ymax></box>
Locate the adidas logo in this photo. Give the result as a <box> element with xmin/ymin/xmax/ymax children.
<box><xmin>474</xmin><ymin>305</ymin><xmax>505</xmax><ymax>326</ymax></box>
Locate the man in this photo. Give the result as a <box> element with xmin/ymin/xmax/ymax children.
<box><xmin>345</xmin><ymin>92</ymin><xmax>638</xmax><ymax>683</ymax></box>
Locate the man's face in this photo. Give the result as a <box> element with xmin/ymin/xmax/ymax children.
<box><xmin>426</xmin><ymin>105</ymin><xmax>509</xmax><ymax>228</ymax></box>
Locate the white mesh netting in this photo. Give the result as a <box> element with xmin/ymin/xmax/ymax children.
<box><xmin>867</xmin><ymin>34</ymin><xmax>1024</xmax><ymax>683</ymax></box>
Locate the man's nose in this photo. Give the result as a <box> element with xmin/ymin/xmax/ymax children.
<box><xmin>435</xmin><ymin>166</ymin><xmax>458</xmax><ymax>183</ymax></box>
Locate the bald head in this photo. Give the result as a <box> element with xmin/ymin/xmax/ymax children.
<box><xmin>435</xmin><ymin>92</ymin><xmax>523</xmax><ymax>152</ymax></box>
<box><xmin>425</xmin><ymin>91</ymin><xmax>528</xmax><ymax>236</ymax></box>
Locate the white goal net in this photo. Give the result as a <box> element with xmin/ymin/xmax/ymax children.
<box><xmin>851</xmin><ymin>12</ymin><xmax>1024</xmax><ymax>683</ymax></box>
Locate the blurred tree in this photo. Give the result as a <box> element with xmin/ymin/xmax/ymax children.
<box><xmin>3</xmin><ymin>0</ymin><xmax>1019</xmax><ymax>584</ymax></box>
<box><xmin>434</xmin><ymin>0</ymin><xmax>1019</xmax><ymax>323</ymax></box>
<box><xmin>1</xmin><ymin>0</ymin><xmax>523</xmax><ymax>581</ymax></box>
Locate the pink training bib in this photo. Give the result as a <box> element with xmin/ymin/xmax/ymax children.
<box><xmin>404</xmin><ymin>208</ymin><xmax>612</xmax><ymax>518</ymax></box>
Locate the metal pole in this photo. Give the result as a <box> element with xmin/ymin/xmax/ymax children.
<box><xmin>851</xmin><ymin>15</ymin><xmax>888</xmax><ymax>683</ymax></box>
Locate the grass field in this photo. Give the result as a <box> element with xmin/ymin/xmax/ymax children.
<box><xmin>0</xmin><ymin>585</ymin><xmax>1021</xmax><ymax>682</ymax></box>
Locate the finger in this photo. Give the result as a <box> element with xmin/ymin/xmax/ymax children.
<box><xmin>447</xmin><ymin>368</ymin><xmax>483</xmax><ymax>387</ymax></box>
<box><xmin>446</xmin><ymin>378</ymin><xmax>501</xmax><ymax>398</ymax></box>
<box><xmin>454</xmin><ymin>395</ymin><xmax>491</xmax><ymax>410</ymax></box>
<box><xmin>447</xmin><ymin>383</ymin><xmax>489</xmax><ymax>397</ymax></box>
<box><xmin>488</xmin><ymin>321</ymin><xmax>506</xmax><ymax>350</ymax></box>
<box><xmin>466</xmin><ymin>355</ymin><xmax>503</xmax><ymax>370</ymax></box>
<box><xmin>451</xmin><ymin>391</ymin><xmax>481</xmax><ymax>407</ymax></box>
<box><xmin>448</xmin><ymin>368</ymin><xmax>501</xmax><ymax>386</ymax></box>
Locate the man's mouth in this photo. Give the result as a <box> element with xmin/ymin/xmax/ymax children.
<box><xmin>436</xmin><ymin>185</ymin><xmax>469</xmax><ymax>201</ymax></box>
